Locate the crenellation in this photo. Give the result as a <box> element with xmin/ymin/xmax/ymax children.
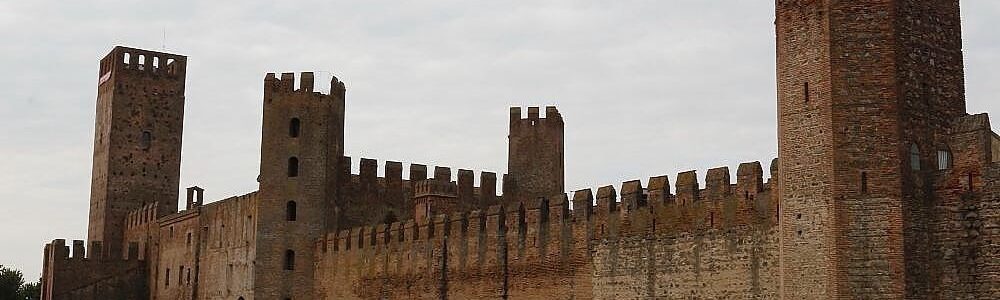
<box><xmin>676</xmin><ymin>170</ymin><xmax>699</xmax><ymax>204</ymax></box>
<box><xmin>596</xmin><ymin>185</ymin><xmax>618</xmax><ymax>215</ymax></box>
<box><xmin>705</xmin><ymin>166</ymin><xmax>732</xmax><ymax>200</ymax></box>
<box><xmin>434</xmin><ymin>166</ymin><xmax>451</xmax><ymax>182</ymax></box>
<box><xmin>620</xmin><ymin>180</ymin><xmax>645</xmax><ymax>213</ymax></box>
<box><xmin>572</xmin><ymin>189</ymin><xmax>594</xmax><ymax>222</ymax></box>
<box><xmin>45</xmin><ymin>10</ymin><xmax>1000</xmax><ymax>296</ymax></box>
<box><xmin>737</xmin><ymin>161</ymin><xmax>765</xmax><ymax>200</ymax></box>
<box><xmin>647</xmin><ymin>175</ymin><xmax>672</xmax><ymax>207</ymax></box>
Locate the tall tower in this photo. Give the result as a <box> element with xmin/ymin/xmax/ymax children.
<box><xmin>506</xmin><ymin>106</ymin><xmax>565</xmax><ymax>204</ymax></box>
<box><xmin>88</xmin><ymin>47</ymin><xmax>187</xmax><ymax>248</ymax></box>
<box><xmin>256</xmin><ymin>72</ymin><xmax>346</xmax><ymax>299</ymax></box>
<box><xmin>776</xmin><ymin>1</ymin><xmax>965</xmax><ymax>299</ymax></box>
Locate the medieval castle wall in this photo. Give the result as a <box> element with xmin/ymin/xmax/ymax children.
<box><xmin>39</xmin><ymin>1</ymin><xmax>1000</xmax><ymax>299</ymax></box>
<box><xmin>313</xmin><ymin>161</ymin><xmax>782</xmax><ymax>299</ymax></box>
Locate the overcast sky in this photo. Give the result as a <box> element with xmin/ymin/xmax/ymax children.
<box><xmin>2</xmin><ymin>0</ymin><xmax>998</xmax><ymax>280</ymax></box>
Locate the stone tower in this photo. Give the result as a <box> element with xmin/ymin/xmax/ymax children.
<box><xmin>506</xmin><ymin>106</ymin><xmax>565</xmax><ymax>204</ymax></box>
<box><xmin>256</xmin><ymin>72</ymin><xmax>346</xmax><ymax>299</ymax></box>
<box><xmin>87</xmin><ymin>46</ymin><xmax>187</xmax><ymax>248</ymax></box>
<box><xmin>775</xmin><ymin>1</ymin><xmax>965</xmax><ymax>298</ymax></box>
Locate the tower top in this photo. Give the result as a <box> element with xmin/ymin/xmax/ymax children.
<box><xmin>98</xmin><ymin>46</ymin><xmax>187</xmax><ymax>84</ymax></box>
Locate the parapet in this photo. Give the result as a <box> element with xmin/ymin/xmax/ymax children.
<box><xmin>125</xmin><ymin>202</ymin><xmax>160</xmax><ymax>230</ymax></box>
<box><xmin>264</xmin><ymin>71</ymin><xmax>346</xmax><ymax>97</ymax></box>
<box><xmin>509</xmin><ymin>106</ymin><xmax>564</xmax><ymax>128</ymax></box>
<box><xmin>99</xmin><ymin>46</ymin><xmax>186</xmax><ymax>82</ymax></box>
<box><xmin>338</xmin><ymin>156</ymin><xmax>502</xmax><ymax>228</ymax></box>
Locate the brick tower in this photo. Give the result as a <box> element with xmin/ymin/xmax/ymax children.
<box><xmin>87</xmin><ymin>47</ymin><xmax>187</xmax><ymax>249</ymax></box>
<box><xmin>256</xmin><ymin>72</ymin><xmax>346</xmax><ymax>299</ymax></box>
<box><xmin>506</xmin><ymin>106</ymin><xmax>565</xmax><ymax>204</ymax></box>
<box><xmin>776</xmin><ymin>1</ymin><xmax>966</xmax><ymax>298</ymax></box>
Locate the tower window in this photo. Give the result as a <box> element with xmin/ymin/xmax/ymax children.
<box><xmin>288</xmin><ymin>157</ymin><xmax>299</xmax><ymax>177</ymax></box>
<box><xmin>165</xmin><ymin>268</ymin><xmax>170</xmax><ymax>286</ymax></box>
<box><xmin>861</xmin><ymin>172</ymin><xmax>869</xmax><ymax>194</ymax></box>
<box><xmin>804</xmin><ymin>82</ymin><xmax>810</xmax><ymax>102</ymax></box>
<box><xmin>910</xmin><ymin>144</ymin><xmax>921</xmax><ymax>171</ymax></box>
<box><xmin>937</xmin><ymin>150</ymin><xmax>952</xmax><ymax>170</ymax></box>
<box><xmin>123</xmin><ymin>52</ymin><xmax>131</xmax><ymax>64</ymax></box>
<box><xmin>289</xmin><ymin>118</ymin><xmax>301</xmax><ymax>138</ymax></box>
<box><xmin>140</xmin><ymin>131</ymin><xmax>152</xmax><ymax>150</ymax></box>
<box><xmin>284</xmin><ymin>250</ymin><xmax>296</xmax><ymax>270</ymax></box>
<box><xmin>286</xmin><ymin>201</ymin><xmax>297</xmax><ymax>221</ymax></box>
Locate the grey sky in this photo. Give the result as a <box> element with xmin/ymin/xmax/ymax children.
<box><xmin>1</xmin><ymin>1</ymin><xmax>997</xmax><ymax>280</ymax></box>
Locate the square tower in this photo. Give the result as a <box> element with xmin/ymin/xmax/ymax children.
<box><xmin>776</xmin><ymin>1</ymin><xmax>966</xmax><ymax>298</ymax></box>
<box><xmin>506</xmin><ymin>106</ymin><xmax>565</xmax><ymax>204</ymax></box>
<box><xmin>88</xmin><ymin>47</ymin><xmax>187</xmax><ymax>248</ymax></box>
<box><xmin>255</xmin><ymin>72</ymin><xmax>346</xmax><ymax>299</ymax></box>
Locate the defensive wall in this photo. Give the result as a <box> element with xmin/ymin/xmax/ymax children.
<box><xmin>335</xmin><ymin>156</ymin><xmax>502</xmax><ymax>230</ymax></box>
<box><xmin>40</xmin><ymin>239</ymin><xmax>147</xmax><ymax>299</ymax></box>
<box><xmin>314</xmin><ymin>160</ymin><xmax>780</xmax><ymax>299</ymax></box>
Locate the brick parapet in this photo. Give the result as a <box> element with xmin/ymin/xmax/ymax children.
<box><xmin>41</xmin><ymin>239</ymin><xmax>147</xmax><ymax>299</ymax></box>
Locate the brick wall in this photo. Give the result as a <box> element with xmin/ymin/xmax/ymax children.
<box><xmin>314</xmin><ymin>163</ymin><xmax>777</xmax><ymax>299</ymax></box>
<box><xmin>88</xmin><ymin>46</ymin><xmax>186</xmax><ymax>248</ymax></box>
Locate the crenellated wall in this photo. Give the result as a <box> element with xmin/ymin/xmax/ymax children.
<box><xmin>314</xmin><ymin>161</ymin><xmax>779</xmax><ymax>299</ymax></box>
<box><xmin>336</xmin><ymin>156</ymin><xmax>501</xmax><ymax>230</ymax></box>
<box><xmin>41</xmin><ymin>239</ymin><xmax>147</xmax><ymax>299</ymax></box>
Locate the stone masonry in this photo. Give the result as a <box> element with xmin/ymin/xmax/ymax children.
<box><xmin>40</xmin><ymin>1</ymin><xmax>1000</xmax><ymax>299</ymax></box>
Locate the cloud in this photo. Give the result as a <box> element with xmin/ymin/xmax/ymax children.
<box><xmin>1</xmin><ymin>0</ymin><xmax>997</xmax><ymax>280</ymax></box>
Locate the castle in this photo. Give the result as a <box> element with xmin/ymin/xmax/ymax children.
<box><xmin>39</xmin><ymin>1</ymin><xmax>1000</xmax><ymax>299</ymax></box>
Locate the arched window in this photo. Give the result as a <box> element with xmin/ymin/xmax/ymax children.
<box><xmin>937</xmin><ymin>149</ymin><xmax>952</xmax><ymax>170</ymax></box>
<box><xmin>289</xmin><ymin>118</ymin><xmax>301</xmax><ymax>138</ymax></box>
<box><xmin>140</xmin><ymin>131</ymin><xmax>152</xmax><ymax>150</ymax></box>
<box><xmin>284</xmin><ymin>250</ymin><xmax>295</xmax><ymax>270</ymax></box>
<box><xmin>910</xmin><ymin>144</ymin><xmax>921</xmax><ymax>171</ymax></box>
<box><xmin>288</xmin><ymin>157</ymin><xmax>299</xmax><ymax>177</ymax></box>
<box><xmin>286</xmin><ymin>201</ymin><xmax>297</xmax><ymax>221</ymax></box>
<box><xmin>123</xmin><ymin>52</ymin><xmax>131</xmax><ymax>64</ymax></box>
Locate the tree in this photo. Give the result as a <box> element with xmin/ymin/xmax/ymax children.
<box><xmin>0</xmin><ymin>265</ymin><xmax>39</xmax><ymax>300</ymax></box>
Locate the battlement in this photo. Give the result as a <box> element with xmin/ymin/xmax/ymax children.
<box><xmin>264</xmin><ymin>72</ymin><xmax>346</xmax><ymax>96</ymax></box>
<box><xmin>336</xmin><ymin>156</ymin><xmax>502</xmax><ymax>229</ymax></box>
<box><xmin>342</xmin><ymin>156</ymin><xmax>500</xmax><ymax>199</ymax></box>
<box><xmin>125</xmin><ymin>202</ymin><xmax>160</xmax><ymax>230</ymax></box>
<box><xmin>99</xmin><ymin>46</ymin><xmax>186</xmax><ymax>83</ymax></box>
<box><xmin>322</xmin><ymin>159</ymin><xmax>778</xmax><ymax>255</ymax></box>
<box><xmin>44</xmin><ymin>239</ymin><xmax>143</xmax><ymax>262</ymax></box>
<box><xmin>42</xmin><ymin>239</ymin><xmax>147</xmax><ymax>299</ymax></box>
<box><xmin>509</xmin><ymin>106</ymin><xmax>563</xmax><ymax>125</ymax></box>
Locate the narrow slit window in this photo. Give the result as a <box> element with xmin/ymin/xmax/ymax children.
<box><xmin>861</xmin><ymin>172</ymin><xmax>869</xmax><ymax>194</ymax></box>
<box><xmin>284</xmin><ymin>250</ymin><xmax>296</xmax><ymax>270</ymax></box>
<box><xmin>165</xmin><ymin>268</ymin><xmax>170</xmax><ymax>286</ymax></box>
<box><xmin>968</xmin><ymin>173</ymin><xmax>974</xmax><ymax>191</ymax></box>
<box><xmin>804</xmin><ymin>82</ymin><xmax>810</xmax><ymax>102</ymax></box>
<box><xmin>910</xmin><ymin>144</ymin><xmax>921</xmax><ymax>171</ymax></box>
<box><xmin>289</xmin><ymin>118</ymin><xmax>301</xmax><ymax>138</ymax></box>
<box><xmin>288</xmin><ymin>157</ymin><xmax>299</xmax><ymax>177</ymax></box>
<box><xmin>286</xmin><ymin>201</ymin><xmax>297</xmax><ymax>221</ymax></box>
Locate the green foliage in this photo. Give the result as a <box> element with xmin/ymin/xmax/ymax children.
<box><xmin>0</xmin><ymin>265</ymin><xmax>39</xmax><ymax>300</ymax></box>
